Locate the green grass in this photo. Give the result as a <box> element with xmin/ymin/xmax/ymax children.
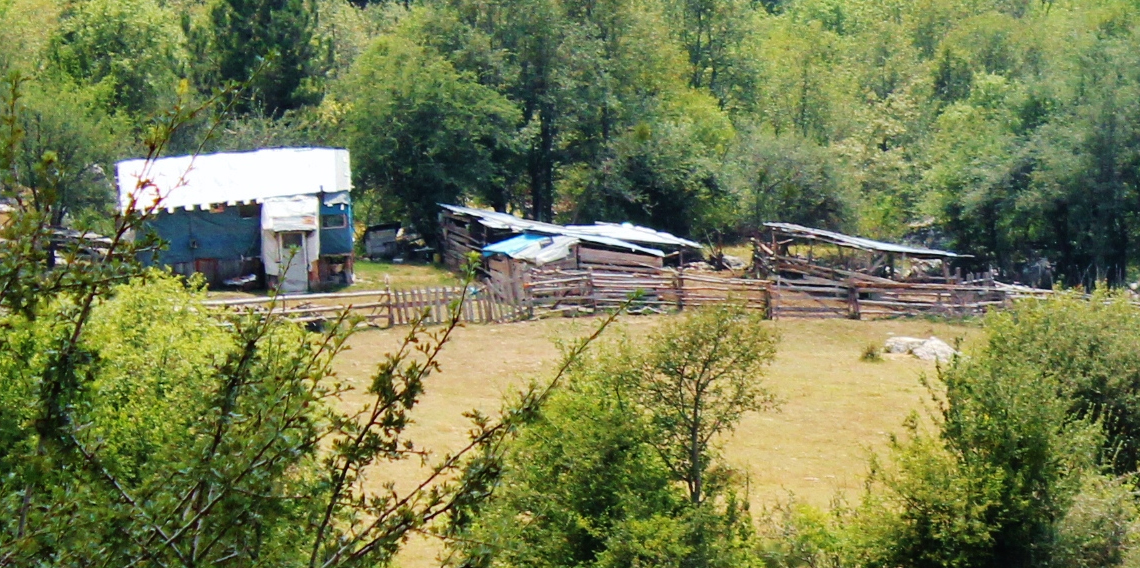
<box><xmin>348</xmin><ymin>260</ymin><xmax>459</xmax><ymax>290</ymax></box>
<box><xmin>204</xmin><ymin>260</ymin><xmax>459</xmax><ymax>300</ymax></box>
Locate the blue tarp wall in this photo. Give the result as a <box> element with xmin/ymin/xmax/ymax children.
<box><xmin>144</xmin><ymin>207</ymin><xmax>262</xmax><ymax>264</ymax></box>
<box><xmin>320</xmin><ymin>198</ymin><xmax>354</xmax><ymax>255</ymax></box>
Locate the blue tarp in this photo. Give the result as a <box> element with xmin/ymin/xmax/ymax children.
<box><xmin>144</xmin><ymin>207</ymin><xmax>261</xmax><ymax>264</ymax></box>
<box><xmin>143</xmin><ymin>196</ymin><xmax>354</xmax><ymax>265</ymax></box>
<box><xmin>319</xmin><ymin>200</ymin><xmax>354</xmax><ymax>255</ymax></box>
<box><xmin>482</xmin><ymin>234</ymin><xmax>552</xmax><ymax>257</ymax></box>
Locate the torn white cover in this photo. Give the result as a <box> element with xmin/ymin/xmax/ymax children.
<box><xmin>262</xmin><ymin>195</ymin><xmax>319</xmax><ymax>231</ymax></box>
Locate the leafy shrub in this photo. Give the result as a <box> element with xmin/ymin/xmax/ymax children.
<box><xmin>860</xmin><ymin>343</ymin><xmax>882</xmax><ymax>362</ymax></box>
<box><xmin>449</xmin><ymin>305</ymin><xmax>778</xmax><ymax>568</ymax></box>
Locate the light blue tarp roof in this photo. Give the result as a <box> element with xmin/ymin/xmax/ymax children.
<box><xmin>482</xmin><ymin>234</ymin><xmax>552</xmax><ymax>257</ymax></box>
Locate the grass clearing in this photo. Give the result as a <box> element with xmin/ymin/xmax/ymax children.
<box><xmin>204</xmin><ymin>261</ymin><xmax>457</xmax><ymax>300</ymax></box>
<box><xmin>348</xmin><ymin>260</ymin><xmax>459</xmax><ymax>290</ymax></box>
<box><xmin>329</xmin><ymin>315</ymin><xmax>980</xmax><ymax>567</ymax></box>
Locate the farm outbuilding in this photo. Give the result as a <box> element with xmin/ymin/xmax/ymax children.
<box><xmin>116</xmin><ymin>147</ymin><xmax>355</xmax><ymax>292</ymax></box>
<box><xmin>756</xmin><ymin>222</ymin><xmax>972</xmax><ymax>284</ymax></box>
<box><xmin>439</xmin><ymin>204</ymin><xmax>701</xmax><ymax>277</ymax></box>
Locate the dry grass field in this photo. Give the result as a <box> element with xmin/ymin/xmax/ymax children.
<box><xmin>329</xmin><ymin>313</ymin><xmax>982</xmax><ymax>568</ymax></box>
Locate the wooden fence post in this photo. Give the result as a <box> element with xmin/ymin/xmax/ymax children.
<box><xmin>674</xmin><ymin>267</ymin><xmax>684</xmax><ymax>312</ymax></box>
<box><xmin>846</xmin><ymin>279</ymin><xmax>861</xmax><ymax>320</ymax></box>
<box><xmin>766</xmin><ymin>282</ymin><xmax>775</xmax><ymax>319</ymax></box>
<box><xmin>385</xmin><ymin>284</ymin><xmax>394</xmax><ymax>328</ymax></box>
<box><xmin>587</xmin><ymin>267</ymin><xmax>596</xmax><ymax>312</ymax></box>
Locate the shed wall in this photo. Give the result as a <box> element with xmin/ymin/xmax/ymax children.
<box><xmin>146</xmin><ymin>207</ymin><xmax>261</xmax><ymax>265</ymax></box>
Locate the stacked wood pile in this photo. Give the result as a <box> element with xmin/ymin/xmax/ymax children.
<box><xmin>577</xmin><ymin>247</ymin><xmax>664</xmax><ymax>271</ymax></box>
<box><xmin>520</xmin><ymin>267</ymin><xmax>770</xmax><ymax>317</ymax></box>
<box><xmin>676</xmin><ymin>273</ymin><xmax>768</xmax><ymax>309</ymax></box>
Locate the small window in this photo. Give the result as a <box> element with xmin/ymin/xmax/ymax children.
<box><xmin>209</xmin><ymin>203</ymin><xmax>226</xmax><ymax>214</ymax></box>
<box><xmin>321</xmin><ymin>214</ymin><xmax>348</xmax><ymax>229</ymax></box>
<box><xmin>238</xmin><ymin>204</ymin><xmax>260</xmax><ymax>218</ymax></box>
<box><xmin>281</xmin><ymin>233</ymin><xmax>304</xmax><ymax>249</ymax></box>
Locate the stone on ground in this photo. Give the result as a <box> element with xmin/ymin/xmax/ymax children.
<box><xmin>885</xmin><ymin>336</ymin><xmax>958</xmax><ymax>362</ymax></box>
<box><xmin>885</xmin><ymin>336</ymin><xmax>927</xmax><ymax>354</ymax></box>
<box><xmin>911</xmin><ymin>337</ymin><xmax>957</xmax><ymax>362</ymax></box>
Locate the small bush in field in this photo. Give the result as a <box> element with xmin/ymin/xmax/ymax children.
<box><xmin>860</xmin><ymin>343</ymin><xmax>882</xmax><ymax>362</ymax></box>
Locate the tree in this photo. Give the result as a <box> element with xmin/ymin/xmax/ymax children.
<box><xmin>447</xmin><ymin>304</ymin><xmax>777</xmax><ymax>568</ymax></box>
<box><xmin>802</xmin><ymin>292</ymin><xmax>1140</xmax><ymax>568</ymax></box>
<box><xmin>445</xmin><ymin>347</ymin><xmax>691</xmax><ymax>568</ymax></box>
<box><xmin>4</xmin><ymin>74</ymin><xmax>127</xmax><ymax>229</ymax></box>
<box><xmin>728</xmin><ymin>129</ymin><xmax>850</xmax><ymax>234</ymax></box>
<box><xmin>341</xmin><ymin>32</ymin><xmax>520</xmax><ymax>240</ymax></box>
<box><xmin>205</xmin><ymin>0</ymin><xmax>328</xmax><ymax>116</ymax></box>
<box><xmin>632</xmin><ymin>303</ymin><xmax>778</xmax><ymax>506</ymax></box>
<box><xmin>48</xmin><ymin>0</ymin><xmax>186</xmax><ymax>120</ymax></box>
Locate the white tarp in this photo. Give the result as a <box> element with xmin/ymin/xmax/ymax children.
<box><xmin>261</xmin><ymin>195</ymin><xmax>320</xmax><ymax>279</ymax></box>
<box><xmin>116</xmin><ymin>147</ymin><xmax>351</xmax><ymax>213</ymax></box>
<box><xmin>513</xmin><ymin>236</ymin><xmax>579</xmax><ymax>265</ymax></box>
<box><xmin>262</xmin><ymin>195</ymin><xmax>319</xmax><ymax>231</ymax></box>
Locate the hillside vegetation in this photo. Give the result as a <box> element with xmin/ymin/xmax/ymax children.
<box><xmin>9</xmin><ymin>0</ymin><xmax>1140</xmax><ymax>566</ymax></box>
<box><xmin>4</xmin><ymin>0</ymin><xmax>1140</xmax><ymax>284</ymax></box>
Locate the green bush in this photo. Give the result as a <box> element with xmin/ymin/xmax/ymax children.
<box><xmin>449</xmin><ymin>305</ymin><xmax>778</xmax><ymax>568</ymax></box>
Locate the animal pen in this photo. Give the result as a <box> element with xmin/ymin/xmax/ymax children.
<box><xmin>202</xmin><ymin>220</ymin><xmax>1051</xmax><ymax>327</ymax></box>
<box><xmin>200</xmin><ymin>266</ymin><xmax>1048</xmax><ymax>329</ymax></box>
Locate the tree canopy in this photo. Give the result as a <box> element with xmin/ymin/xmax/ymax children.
<box><xmin>6</xmin><ymin>0</ymin><xmax>1140</xmax><ymax>284</ymax></box>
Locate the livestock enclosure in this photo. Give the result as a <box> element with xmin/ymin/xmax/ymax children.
<box><xmin>201</xmin><ymin>265</ymin><xmax>1053</xmax><ymax>328</ymax></box>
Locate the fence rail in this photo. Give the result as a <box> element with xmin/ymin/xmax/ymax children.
<box><xmin>202</xmin><ymin>284</ymin><xmax>522</xmax><ymax>327</ymax></box>
<box><xmin>202</xmin><ymin>269</ymin><xmax>1070</xmax><ymax>328</ymax></box>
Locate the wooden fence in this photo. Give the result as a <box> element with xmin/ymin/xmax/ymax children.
<box><xmin>201</xmin><ymin>270</ymin><xmax>1061</xmax><ymax>328</ymax></box>
<box><xmin>523</xmin><ymin>268</ymin><xmax>1056</xmax><ymax>320</ymax></box>
<box><xmin>522</xmin><ymin>268</ymin><xmax>770</xmax><ymax>318</ymax></box>
<box><xmin>202</xmin><ymin>284</ymin><xmax>527</xmax><ymax>327</ymax></box>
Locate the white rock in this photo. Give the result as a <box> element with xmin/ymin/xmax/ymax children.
<box><xmin>721</xmin><ymin>254</ymin><xmax>747</xmax><ymax>270</ymax></box>
<box><xmin>885</xmin><ymin>336</ymin><xmax>927</xmax><ymax>354</ymax></box>
<box><xmin>911</xmin><ymin>337</ymin><xmax>957</xmax><ymax>363</ymax></box>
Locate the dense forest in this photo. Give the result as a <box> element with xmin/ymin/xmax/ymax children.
<box><xmin>5</xmin><ymin>0</ymin><xmax>1140</xmax><ymax>284</ymax></box>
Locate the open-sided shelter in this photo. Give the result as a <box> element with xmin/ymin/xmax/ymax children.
<box><xmin>757</xmin><ymin>222</ymin><xmax>970</xmax><ymax>283</ymax></box>
<box><xmin>116</xmin><ymin>148</ymin><xmax>355</xmax><ymax>292</ymax></box>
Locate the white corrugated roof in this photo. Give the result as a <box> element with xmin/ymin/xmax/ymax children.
<box><xmin>765</xmin><ymin>222</ymin><xmax>970</xmax><ymax>258</ymax></box>
<box><xmin>565</xmin><ymin>222</ymin><xmax>701</xmax><ymax>249</ymax></box>
<box><xmin>116</xmin><ymin>148</ymin><xmax>351</xmax><ymax>213</ymax></box>
<box><xmin>440</xmin><ymin>204</ymin><xmax>699</xmax><ymax>252</ymax></box>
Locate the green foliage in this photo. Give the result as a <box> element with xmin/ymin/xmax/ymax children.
<box><xmin>765</xmin><ymin>293</ymin><xmax>1140</xmax><ymax>568</ymax></box>
<box><xmin>205</xmin><ymin>0</ymin><xmax>328</xmax><ymax>116</ymax></box>
<box><xmin>969</xmin><ymin>291</ymin><xmax>1140</xmax><ymax>474</ymax></box>
<box><xmin>634</xmin><ymin>303</ymin><xmax>779</xmax><ymax>505</ymax></box>
<box><xmin>341</xmin><ymin>26</ymin><xmax>520</xmax><ymax>238</ymax></box>
<box><xmin>728</xmin><ymin>129</ymin><xmax>851</xmax><ymax>234</ymax></box>
<box><xmin>48</xmin><ymin>0</ymin><xmax>186</xmax><ymax>119</ymax></box>
<box><xmin>450</xmin><ymin>305</ymin><xmax>776</xmax><ymax>568</ymax></box>
<box><xmin>7</xmin><ymin>76</ymin><xmax>128</xmax><ymax>227</ymax></box>
<box><xmin>447</xmin><ymin>353</ymin><xmax>691</xmax><ymax>567</ymax></box>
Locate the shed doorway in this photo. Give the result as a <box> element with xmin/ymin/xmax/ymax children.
<box><xmin>277</xmin><ymin>232</ymin><xmax>310</xmax><ymax>292</ymax></box>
